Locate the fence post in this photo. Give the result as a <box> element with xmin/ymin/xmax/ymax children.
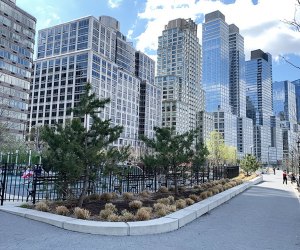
<box><xmin>32</xmin><ymin>173</ymin><xmax>37</xmax><ymax>204</ymax></box>
<box><xmin>1</xmin><ymin>163</ymin><xmax>7</xmax><ymax>206</ymax></box>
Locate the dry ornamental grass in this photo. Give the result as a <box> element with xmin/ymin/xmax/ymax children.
<box><xmin>74</xmin><ymin>207</ymin><xmax>91</xmax><ymax>220</ymax></box>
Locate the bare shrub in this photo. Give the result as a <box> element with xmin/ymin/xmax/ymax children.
<box><xmin>156</xmin><ymin>206</ymin><xmax>168</xmax><ymax>217</ymax></box>
<box><xmin>154</xmin><ymin>203</ymin><xmax>166</xmax><ymax>211</ymax></box>
<box><xmin>200</xmin><ymin>191</ymin><xmax>208</xmax><ymax>200</ymax></box>
<box><xmin>100</xmin><ymin>193</ymin><xmax>113</xmax><ymax>202</ymax></box>
<box><xmin>206</xmin><ymin>190</ymin><xmax>213</xmax><ymax>197</ymax></box>
<box><xmin>211</xmin><ymin>188</ymin><xmax>219</xmax><ymax>195</ymax></box>
<box><xmin>139</xmin><ymin>190</ymin><xmax>150</xmax><ymax>198</ymax></box>
<box><xmin>87</xmin><ymin>194</ymin><xmax>100</xmax><ymax>201</ymax></box>
<box><xmin>99</xmin><ymin>209</ymin><xmax>113</xmax><ymax>220</ymax></box>
<box><xmin>220</xmin><ymin>179</ymin><xmax>228</xmax><ymax>185</ymax></box>
<box><xmin>157</xmin><ymin>198</ymin><xmax>170</xmax><ymax>205</ymax></box>
<box><xmin>99</xmin><ymin>203</ymin><xmax>118</xmax><ymax>220</ymax></box>
<box><xmin>74</xmin><ymin>207</ymin><xmax>91</xmax><ymax>220</ymax></box>
<box><xmin>135</xmin><ymin>207</ymin><xmax>151</xmax><ymax>221</ymax></box>
<box><xmin>107</xmin><ymin>214</ymin><xmax>120</xmax><ymax>222</ymax></box>
<box><xmin>122</xmin><ymin>192</ymin><xmax>134</xmax><ymax>201</ymax></box>
<box><xmin>206</xmin><ymin>182</ymin><xmax>213</xmax><ymax>188</ymax></box>
<box><xmin>235</xmin><ymin>179</ymin><xmax>243</xmax><ymax>185</ymax></box>
<box><xmin>167</xmin><ymin>205</ymin><xmax>177</xmax><ymax>212</ymax></box>
<box><xmin>175</xmin><ymin>199</ymin><xmax>186</xmax><ymax>209</ymax></box>
<box><xmin>120</xmin><ymin>210</ymin><xmax>135</xmax><ymax>222</ymax></box>
<box><xmin>35</xmin><ymin>202</ymin><xmax>50</xmax><ymax>212</ymax></box>
<box><xmin>129</xmin><ymin>200</ymin><xmax>143</xmax><ymax>209</ymax></box>
<box><xmin>111</xmin><ymin>192</ymin><xmax>119</xmax><ymax>199</ymax></box>
<box><xmin>167</xmin><ymin>195</ymin><xmax>175</xmax><ymax>204</ymax></box>
<box><xmin>158</xmin><ymin>186</ymin><xmax>169</xmax><ymax>193</ymax></box>
<box><xmin>55</xmin><ymin>205</ymin><xmax>69</xmax><ymax>216</ymax></box>
<box><xmin>185</xmin><ymin>198</ymin><xmax>195</xmax><ymax>206</ymax></box>
<box><xmin>189</xmin><ymin>194</ymin><xmax>199</xmax><ymax>202</ymax></box>
<box><xmin>104</xmin><ymin>203</ymin><xmax>117</xmax><ymax>212</ymax></box>
<box><xmin>224</xmin><ymin>183</ymin><xmax>233</xmax><ymax>190</ymax></box>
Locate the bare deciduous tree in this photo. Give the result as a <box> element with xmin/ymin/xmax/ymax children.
<box><xmin>283</xmin><ymin>0</ymin><xmax>300</xmax><ymax>31</ymax></box>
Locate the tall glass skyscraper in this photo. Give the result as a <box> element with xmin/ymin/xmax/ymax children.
<box><xmin>246</xmin><ymin>50</ymin><xmax>273</xmax><ymax>126</ymax></box>
<box><xmin>0</xmin><ymin>0</ymin><xmax>36</xmax><ymax>138</ymax></box>
<box><xmin>273</xmin><ymin>80</ymin><xmax>298</xmax><ymax>166</ymax></box>
<box><xmin>202</xmin><ymin>11</ymin><xmax>230</xmax><ymax>113</ymax></box>
<box><xmin>292</xmin><ymin>79</ymin><xmax>300</xmax><ymax>123</ymax></box>
<box><xmin>229</xmin><ymin>24</ymin><xmax>246</xmax><ymax>117</ymax></box>
<box><xmin>246</xmin><ymin>49</ymin><xmax>275</xmax><ymax>163</ymax></box>
<box><xmin>156</xmin><ymin>18</ymin><xmax>204</xmax><ymax>134</ymax></box>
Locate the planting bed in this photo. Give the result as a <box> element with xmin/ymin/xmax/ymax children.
<box><xmin>26</xmin><ymin>174</ymin><xmax>257</xmax><ymax>222</ymax></box>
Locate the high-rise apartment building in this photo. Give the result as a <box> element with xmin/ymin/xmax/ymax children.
<box><xmin>156</xmin><ymin>18</ymin><xmax>204</xmax><ymax>134</ymax></box>
<box><xmin>0</xmin><ymin>0</ymin><xmax>36</xmax><ymax>138</ymax></box>
<box><xmin>246</xmin><ymin>49</ymin><xmax>279</xmax><ymax>164</ymax></box>
<box><xmin>29</xmin><ymin>15</ymin><xmax>160</xmax><ymax>149</ymax></box>
<box><xmin>135</xmin><ymin>51</ymin><xmax>161</xmax><ymax>139</ymax></box>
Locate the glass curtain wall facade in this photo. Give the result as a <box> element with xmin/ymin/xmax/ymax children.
<box><xmin>0</xmin><ymin>0</ymin><xmax>36</xmax><ymax>138</ymax></box>
<box><xmin>202</xmin><ymin>11</ymin><xmax>230</xmax><ymax>113</ymax></box>
<box><xmin>229</xmin><ymin>24</ymin><xmax>246</xmax><ymax>117</ymax></box>
<box><xmin>246</xmin><ymin>49</ymin><xmax>273</xmax><ymax>163</ymax></box>
<box><xmin>29</xmin><ymin>16</ymin><xmax>159</xmax><ymax>149</ymax></box>
<box><xmin>292</xmin><ymin>79</ymin><xmax>300</xmax><ymax>123</ymax></box>
<box><xmin>156</xmin><ymin>18</ymin><xmax>204</xmax><ymax>134</ymax></box>
<box><xmin>273</xmin><ymin>80</ymin><xmax>298</xmax><ymax>167</ymax></box>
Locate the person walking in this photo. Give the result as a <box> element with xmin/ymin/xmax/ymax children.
<box><xmin>283</xmin><ymin>170</ymin><xmax>288</xmax><ymax>185</ymax></box>
<box><xmin>273</xmin><ymin>167</ymin><xmax>276</xmax><ymax>175</ymax></box>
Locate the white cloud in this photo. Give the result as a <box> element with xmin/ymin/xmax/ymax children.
<box><xmin>108</xmin><ymin>0</ymin><xmax>123</xmax><ymax>8</ymax></box>
<box><xmin>127</xmin><ymin>29</ymin><xmax>134</xmax><ymax>39</ymax></box>
<box><xmin>135</xmin><ymin>0</ymin><xmax>300</xmax><ymax>60</ymax></box>
<box><xmin>17</xmin><ymin>1</ymin><xmax>61</xmax><ymax>31</ymax></box>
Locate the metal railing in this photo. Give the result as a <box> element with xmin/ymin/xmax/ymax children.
<box><xmin>0</xmin><ymin>162</ymin><xmax>239</xmax><ymax>205</ymax></box>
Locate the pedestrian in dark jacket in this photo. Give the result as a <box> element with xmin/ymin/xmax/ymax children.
<box><xmin>283</xmin><ymin>170</ymin><xmax>287</xmax><ymax>185</ymax></box>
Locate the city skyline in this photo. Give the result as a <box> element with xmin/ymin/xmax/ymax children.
<box><xmin>17</xmin><ymin>0</ymin><xmax>300</xmax><ymax>82</ymax></box>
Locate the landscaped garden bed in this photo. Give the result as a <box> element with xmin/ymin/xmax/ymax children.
<box><xmin>22</xmin><ymin>173</ymin><xmax>257</xmax><ymax>222</ymax></box>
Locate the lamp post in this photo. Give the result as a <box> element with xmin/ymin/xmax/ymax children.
<box><xmin>297</xmin><ymin>138</ymin><xmax>300</xmax><ymax>184</ymax></box>
<box><xmin>291</xmin><ymin>150</ymin><xmax>294</xmax><ymax>174</ymax></box>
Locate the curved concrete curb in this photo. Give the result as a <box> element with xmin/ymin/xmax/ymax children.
<box><xmin>0</xmin><ymin>176</ymin><xmax>263</xmax><ymax>235</ymax></box>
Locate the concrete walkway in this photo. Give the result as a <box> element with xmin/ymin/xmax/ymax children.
<box><xmin>0</xmin><ymin>171</ymin><xmax>300</xmax><ymax>250</ymax></box>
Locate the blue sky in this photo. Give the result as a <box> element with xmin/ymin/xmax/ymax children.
<box><xmin>17</xmin><ymin>0</ymin><xmax>300</xmax><ymax>82</ymax></box>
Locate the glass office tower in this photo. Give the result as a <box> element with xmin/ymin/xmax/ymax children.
<box><xmin>0</xmin><ymin>0</ymin><xmax>36</xmax><ymax>138</ymax></box>
<box><xmin>156</xmin><ymin>18</ymin><xmax>204</xmax><ymax>134</ymax></box>
<box><xmin>202</xmin><ymin>11</ymin><xmax>230</xmax><ymax>113</ymax></box>
<box><xmin>229</xmin><ymin>24</ymin><xmax>246</xmax><ymax>117</ymax></box>
<box><xmin>292</xmin><ymin>79</ymin><xmax>300</xmax><ymax>123</ymax></box>
<box><xmin>246</xmin><ymin>49</ymin><xmax>275</xmax><ymax>164</ymax></box>
<box><xmin>273</xmin><ymin>80</ymin><xmax>298</xmax><ymax>166</ymax></box>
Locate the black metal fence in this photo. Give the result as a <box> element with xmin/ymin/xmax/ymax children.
<box><xmin>0</xmin><ymin>162</ymin><xmax>239</xmax><ymax>205</ymax></box>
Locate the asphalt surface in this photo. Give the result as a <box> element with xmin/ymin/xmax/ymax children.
<box><xmin>0</xmin><ymin>171</ymin><xmax>299</xmax><ymax>250</ymax></box>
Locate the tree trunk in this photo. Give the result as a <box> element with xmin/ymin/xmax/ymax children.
<box><xmin>173</xmin><ymin>166</ymin><xmax>178</xmax><ymax>196</ymax></box>
<box><xmin>77</xmin><ymin>166</ymin><xmax>89</xmax><ymax>207</ymax></box>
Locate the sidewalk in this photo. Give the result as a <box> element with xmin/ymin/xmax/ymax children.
<box><xmin>0</xmin><ymin>173</ymin><xmax>300</xmax><ymax>250</ymax></box>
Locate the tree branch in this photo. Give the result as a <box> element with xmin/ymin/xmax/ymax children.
<box><xmin>280</xmin><ymin>55</ymin><xmax>300</xmax><ymax>70</ymax></box>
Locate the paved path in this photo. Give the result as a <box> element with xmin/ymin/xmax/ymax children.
<box><xmin>0</xmin><ymin>171</ymin><xmax>299</xmax><ymax>250</ymax></box>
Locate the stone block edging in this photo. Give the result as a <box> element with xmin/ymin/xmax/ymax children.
<box><xmin>0</xmin><ymin>175</ymin><xmax>263</xmax><ymax>235</ymax></box>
